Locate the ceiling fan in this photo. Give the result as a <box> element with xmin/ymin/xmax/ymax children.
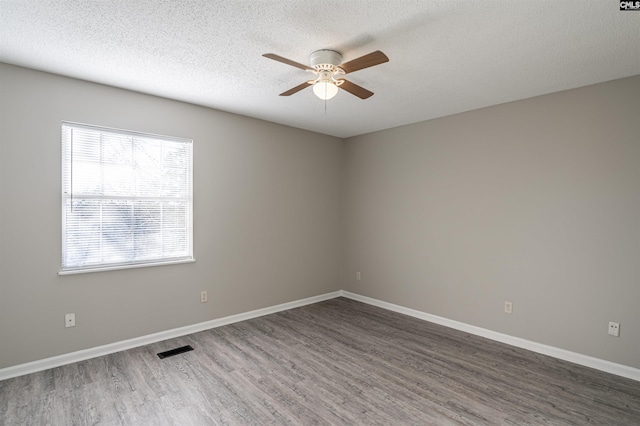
<box><xmin>263</xmin><ymin>50</ymin><xmax>389</xmax><ymax>100</ymax></box>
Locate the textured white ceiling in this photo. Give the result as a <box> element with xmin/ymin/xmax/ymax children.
<box><xmin>1</xmin><ymin>1</ymin><xmax>639</xmax><ymax>138</ymax></box>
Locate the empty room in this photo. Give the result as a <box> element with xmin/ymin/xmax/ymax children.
<box><xmin>1</xmin><ymin>1</ymin><xmax>639</xmax><ymax>424</ymax></box>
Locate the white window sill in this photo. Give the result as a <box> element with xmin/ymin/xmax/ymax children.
<box><xmin>58</xmin><ymin>258</ymin><xmax>195</xmax><ymax>275</ymax></box>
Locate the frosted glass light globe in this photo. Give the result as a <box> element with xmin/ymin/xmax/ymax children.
<box><xmin>313</xmin><ymin>81</ymin><xmax>338</xmax><ymax>100</ymax></box>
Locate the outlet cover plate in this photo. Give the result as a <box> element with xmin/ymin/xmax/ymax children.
<box><xmin>65</xmin><ymin>313</ymin><xmax>75</xmax><ymax>328</ymax></box>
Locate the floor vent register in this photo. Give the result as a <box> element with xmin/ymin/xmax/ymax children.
<box><xmin>157</xmin><ymin>345</ymin><xmax>194</xmax><ymax>359</ymax></box>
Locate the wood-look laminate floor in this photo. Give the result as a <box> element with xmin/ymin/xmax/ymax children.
<box><xmin>1</xmin><ymin>297</ymin><xmax>639</xmax><ymax>425</ymax></box>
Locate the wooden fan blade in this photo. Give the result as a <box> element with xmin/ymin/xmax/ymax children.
<box><xmin>263</xmin><ymin>53</ymin><xmax>313</xmax><ymax>71</ymax></box>
<box><xmin>338</xmin><ymin>79</ymin><xmax>374</xmax><ymax>99</ymax></box>
<box><xmin>279</xmin><ymin>81</ymin><xmax>313</xmax><ymax>96</ymax></box>
<box><xmin>339</xmin><ymin>51</ymin><xmax>389</xmax><ymax>74</ymax></box>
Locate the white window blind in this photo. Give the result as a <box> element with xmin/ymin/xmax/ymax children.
<box><xmin>61</xmin><ymin>122</ymin><xmax>193</xmax><ymax>273</ymax></box>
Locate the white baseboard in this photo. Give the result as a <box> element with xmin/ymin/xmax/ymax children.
<box><xmin>340</xmin><ymin>290</ymin><xmax>640</xmax><ymax>382</ymax></box>
<box><xmin>2</xmin><ymin>289</ymin><xmax>638</xmax><ymax>383</ymax></box>
<box><xmin>0</xmin><ymin>291</ymin><xmax>341</xmax><ymax>381</ymax></box>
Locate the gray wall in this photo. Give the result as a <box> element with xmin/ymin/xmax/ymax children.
<box><xmin>0</xmin><ymin>63</ymin><xmax>343</xmax><ymax>368</ymax></box>
<box><xmin>2</xmin><ymin>62</ymin><xmax>639</xmax><ymax>372</ymax></box>
<box><xmin>343</xmin><ymin>75</ymin><xmax>640</xmax><ymax>368</ymax></box>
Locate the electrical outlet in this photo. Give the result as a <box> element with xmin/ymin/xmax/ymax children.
<box><xmin>65</xmin><ymin>313</ymin><xmax>75</xmax><ymax>328</ymax></box>
<box><xmin>504</xmin><ymin>301</ymin><xmax>513</xmax><ymax>314</ymax></box>
<box><xmin>200</xmin><ymin>291</ymin><xmax>208</xmax><ymax>303</ymax></box>
<box><xmin>356</xmin><ymin>272</ymin><xmax>361</xmax><ymax>280</ymax></box>
<box><xmin>608</xmin><ymin>321</ymin><xmax>620</xmax><ymax>337</ymax></box>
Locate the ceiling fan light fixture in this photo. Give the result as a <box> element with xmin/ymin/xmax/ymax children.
<box><xmin>263</xmin><ymin>49</ymin><xmax>388</xmax><ymax>99</ymax></box>
<box><xmin>313</xmin><ymin>80</ymin><xmax>339</xmax><ymax>100</ymax></box>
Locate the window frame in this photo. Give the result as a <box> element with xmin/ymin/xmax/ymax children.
<box><xmin>59</xmin><ymin>121</ymin><xmax>194</xmax><ymax>275</ymax></box>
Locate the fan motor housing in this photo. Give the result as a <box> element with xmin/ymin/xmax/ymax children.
<box><xmin>310</xmin><ymin>50</ymin><xmax>342</xmax><ymax>68</ymax></box>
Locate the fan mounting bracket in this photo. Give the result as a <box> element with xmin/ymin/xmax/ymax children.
<box><xmin>310</xmin><ymin>50</ymin><xmax>342</xmax><ymax>68</ymax></box>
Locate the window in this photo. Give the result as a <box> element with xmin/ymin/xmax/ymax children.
<box><xmin>60</xmin><ymin>122</ymin><xmax>193</xmax><ymax>274</ymax></box>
